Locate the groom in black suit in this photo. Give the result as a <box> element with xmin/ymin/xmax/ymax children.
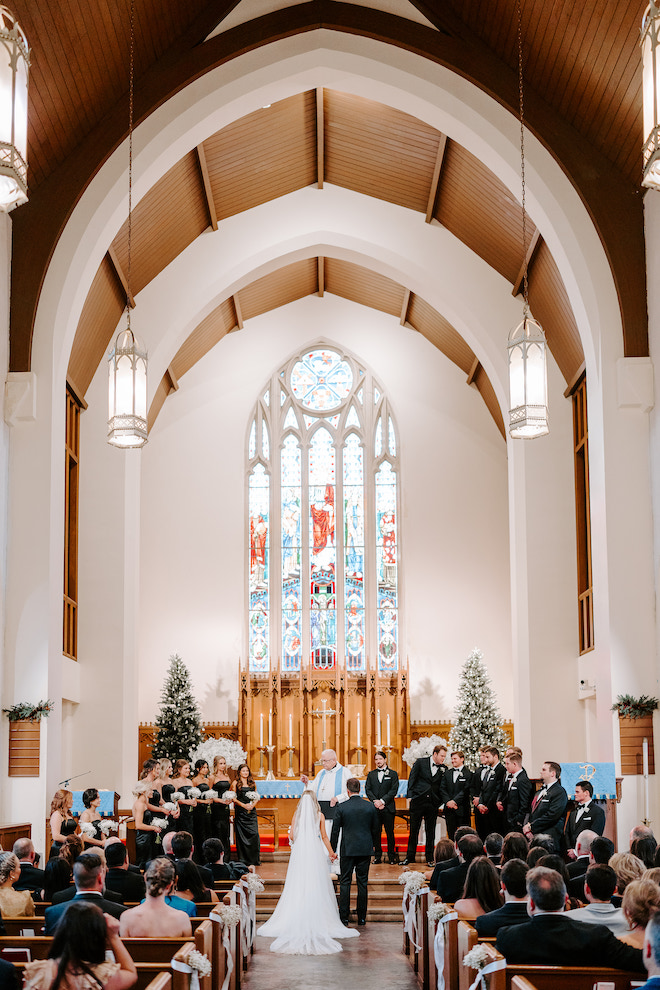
<box><xmin>402</xmin><ymin>745</ymin><xmax>447</xmax><ymax>865</ymax></box>
<box><xmin>331</xmin><ymin>777</ymin><xmax>380</xmax><ymax>926</ymax></box>
<box><xmin>365</xmin><ymin>751</ymin><xmax>400</xmax><ymax>864</ymax></box>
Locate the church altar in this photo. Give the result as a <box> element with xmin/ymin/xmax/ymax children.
<box><xmin>253</xmin><ymin>779</ymin><xmax>410</xmax><ymax>798</ymax></box>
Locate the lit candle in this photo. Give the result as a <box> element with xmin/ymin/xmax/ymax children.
<box><xmin>268</xmin><ymin>709</ymin><xmax>273</xmax><ymax>746</ymax></box>
<box><xmin>260</xmin><ymin>713</ymin><xmax>264</xmax><ymax>747</ymax></box>
<box><xmin>357</xmin><ymin>713</ymin><xmax>361</xmax><ymax>748</ymax></box>
<box><xmin>289</xmin><ymin>713</ymin><xmax>293</xmax><ymax>748</ymax></box>
<box><xmin>387</xmin><ymin>714</ymin><xmax>391</xmax><ymax>747</ymax></box>
<box><xmin>377</xmin><ymin>709</ymin><xmax>381</xmax><ymax>746</ymax></box>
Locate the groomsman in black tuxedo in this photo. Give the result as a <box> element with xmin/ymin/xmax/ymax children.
<box><xmin>523</xmin><ymin>760</ymin><xmax>568</xmax><ymax>851</ymax></box>
<box><xmin>402</xmin><ymin>745</ymin><xmax>447</xmax><ymax>866</ymax></box>
<box><xmin>473</xmin><ymin>746</ymin><xmax>506</xmax><ymax>839</ymax></box>
<box><xmin>496</xmin><ymin>747</ymin><xmax>532</xmax><ymax>833</ymax></box>
<box><xmin>440</xmin><ymin>751</ymin><xmax>472</xmax><ymax>840</ymax></box>
<box><xmin>365</xmin><ymin>751</ymin><xmax>400</xmax><ymax>864</ymax></box>
<box><xmin>564</xmin><ymin>780</ymin><xmax>606</xmax><ymax>850</ymax></box>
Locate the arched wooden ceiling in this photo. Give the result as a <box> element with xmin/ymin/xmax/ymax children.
<box><xmin>67</xmin><ymin>88</ymin><xmax>582</xmax><ymax>436</ymax></box>
<box><xmin>9</xmin><ymin>0</ymin><xmax>648</xmax><ymax>377</ymax></box>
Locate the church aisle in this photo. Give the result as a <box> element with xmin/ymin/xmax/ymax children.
<box><xmin>251</xmin><ymin>923</ymin><xmax>419</xmax><ymax>990</ymax></box>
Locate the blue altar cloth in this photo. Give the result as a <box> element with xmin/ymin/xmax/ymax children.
<box><xmin>254</xmin><ymin>779</ymin><xmax>410</xmax><ymax>798</ymax></box>
<box><xmin>557</xmin><ymin>762</ymin><xmax>617</xmax><ymax>799</ymax></box>
<box><xmin>70</xmin><ymin>790</ymin><xmax>117</xmax><ymax>817</ymax></box>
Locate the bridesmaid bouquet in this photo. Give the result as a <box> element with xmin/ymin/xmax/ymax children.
<box><xmin>150</xmin><ymin>816</ymin><xmax>169</xmax><ymax>831</ymax></box>
<box><xmin>98</xmin><ymin>819</ymin><xmax>116</xmax><ymax>836</ymax></box>
<box><xmin>188</xmin><ymin>787</ymin><xmax>202</xmax><ymax>799</ymax></box>
<box><xmin>79</xmin><ymin>822</ymin><xmax>97</xmax><ymax>838</ymax></box>
<box><xmin>245</xmin><ymin>790</ymin><xmax>260</xmax><ymax>803</ymax></box>
<box><xmin>205</xmin><ymin>790</ymin><xmax>219</xmax><ymax>801</ymax></box>
<box><xmin>171</xmin><ymin>791</ymin><xmax>185</xmax><ymax>802</ymax></box>
<box><xmin>161</xmin><ymin>802</ymin><xmax>176</xmax><ymax>812</ymax></box>
<box><xmin>222</xmin><ymin>790</ymin><xmax>237</xmax><ymax>802</ymax></box>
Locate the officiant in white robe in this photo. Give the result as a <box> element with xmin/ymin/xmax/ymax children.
<box><xmin>301</xmin><ymin>749</ymin><xmax>351</xmax><ymax>874</ymax></box>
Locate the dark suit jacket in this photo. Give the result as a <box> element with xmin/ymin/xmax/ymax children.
<box><xmin>435</xmin><ymin>862</ymin><xmax>468</xmax><ymax>902</ymax></box>
<box><xmin>474</xmin><ymin>900</ymin><xmax>530</xmax><ymax>936</ymax></box>
<box><xmin>496</xmin><ymin>914</ymin><xmax>644</xmax><ymax>972</ymax></box>
<box><xmin>477</xmin><ymin>762</ymin><xmax>506</xmax><ymax>810</ymax></box>
<box><xmin>0</xmin><ymin>959</ymin><xmax>19</xmax><ymax>990</ymax></box>
<box><xmin>566</xmin><ymin>855</ymin><xmax>590</xmax><ymax>879</ymax></box>
<box><xmin>45</xmin><ymin>892</ymin><xmax>126</xmax><ymax>933</ymax></box>
<box><xmin>52</xmin><ymin>885</ymin><xmax>123</xmax><ymax>905</ymax></box>
<box><xmin>528</xmin><ymin>781</ymin><xmax>568</xmax><ymax>847</ymax></box>
<box><xmin>13</xmin><ymin>862</ymin><xmax>45</xmax><ymax>894</ymax></box>
<box><xmin>500</xmin><ymin>769</ymin><xmax>532</xmax><ymax>831</ymax></box>
<box><xmin>429</xmin><ymin>857</ymin><xmax>460</xmax><ymax>891</ymax></box>
<box><xmin>440</xmin><ymin>766</ymin><xmax>472</xmax><ymax>817</ymax></box>
<box><xmin>330</xmin><ymin>795</ymin><xmax>380</xmax><ymax>857</ymax></box>
<box><xmin>174</xmin><ymin>859</ymin><xmax>214</xmax><ymax>888</ymax></box>
<box><xmin>105</xmin><ymin>868</ymin><xmax>146</xmax><ymax>902</ymax></box>
<box><xmin>210</xmin><ymin>861</ymin><xmax>251</xmax><ymax>881</ymax></box>
<box><xmin>365</xmin><ymin>767</ymin><xmax>399</xmax><ymax>813</ymax></box>
<box><xmin>564</xmin><ymin>802</ymin><xmax>606</xmax><ymax>848</ymax></box>
<box><xmin>407</xmin><ymin>757</ymin><xmax>445</xmax><ymax>807</ymax></box>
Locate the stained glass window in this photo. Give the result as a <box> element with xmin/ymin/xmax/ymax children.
<box><xmin>247</xmin><ymin>346</ymin><xmax>399</xmax><ymax>673</ymax></box>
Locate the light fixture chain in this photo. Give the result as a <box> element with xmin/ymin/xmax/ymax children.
<box><xmin>126</xmin><ymin>0</ymin><xmax>135</xmax><ymax>332</ymax></box>
<box><xmin>517</xmin><ymin>0</ymin><xmax>529</xmax><ymax>318</ymax></box>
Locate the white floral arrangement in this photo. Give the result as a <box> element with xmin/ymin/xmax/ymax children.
<box><xmin>189</xmin><ymin>737</ymin><xmax>248</xmax><ymax>770</ymax></box>
<box><xmin>222</xmin><ymin>790</ymin><xmax>237</xmax><ymax>802</ymax></box>
<box><xmin>98</xmin><ymin>820</ymin><xmax>116</xmax><ymax>836</ymax></box>
<box><xmin>186</xmin><ymin>950</ymin><xmax>212</xmax><ymax>978</ymax></box>
<box><xmin>402</xmin><ymin>734</ymin><xmax>449</xmax><ymax>768</ymax></box>
<box><xmin>398</xmin><ymin>870</ymin><xmax>427</xmax><ymax>892</ymax></box>
<box><xmin>161</xmin><ymin>802</ymin><xmax>176</xmax><ymax>813</ymax></box>
<box><xmin>243</xmin><ymin>873</ymin><xmax>265</xmax><ymax>893</ymax></box>
<box><xmin>150</xmin><ymin>817</ymin><xmax>169</xmax><ymax>830</ymax></box>
<box><xmin>463</xmin><ymin>946</ymin><xmax>490</xmax><ymax>970</ymax></box>
<box><xmin>79</xmin><ymin>822</ymin><xmax>97</xmax><ymax>838</ymax></box>
<box><xmin>171</xmin><ymin>791</ymin><xmax>185</xmax><ymax>802</ymax></box>
<box><xmin>188</xmin><ymin>787</ymin><xmax>202</xmax><ymax>799</ymax></box>
<box><xmin>245</xmin><ymin>790</ymin><xmax>260</xmax><ymax>803</ymax></box>
<box><xmin>428</xmin><ymin>901</ymin><xmax>452</xmax><ymax>921</ymax></box>
<box><xmin>205</xmin><ymin>790</ymin><xmax>218</xmax><ymax>801</ymax></box>
<box><xmin>214</xmin><ymin>904</ymin><xmax>242</xmax><ymax>928</ymax></box>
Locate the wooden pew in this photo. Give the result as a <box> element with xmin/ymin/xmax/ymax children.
<box><xmin>457</xmin><ymin>920</ymin><xmax>480</xmax><ymax>990</ymax></box>
<box><xmin>461</xmin><ymin>941</ymin><xmax>642</xmax><ymax>990</ymax></box>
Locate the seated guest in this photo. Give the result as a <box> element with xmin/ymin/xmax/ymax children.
<box><xmin>23</xmin><ymin>902</ymin><xmax>137</xmax><ymax>990</ymax></box>
<box><xmin>162</xmin><ymin>831</ymin><xmax>176</xmax><ymax>860</ymax></box>
<box><xmin>453</xmin><ymin>856</ymin><xmax>503</xmax><ymax>918</ymax></box>
<box><xmin>0</xmin><ymin>852</ymin><xmax>35</xmax><ymax>917</ymax></box>
<box><xmin>105</xmin><ymin>836</ymin><xmax>142</xmax><ymax>875</ymax></box>
<box><xmin>500</xmin><ymin>832</ymin><xmax>528</xmax><ymax>866</ymax></box>
<box><xmin>11</xmin><ymin>839</ymin><xmax>45</xmax><ymax>896</ymax></box>
<box><xmin>641</xmin><ymin>910</ymin><xmax>660</xmax><ymax>990</ymax></box>
<box><xmin>569</xmin><ymin>835</ymin><xmax>615</xmax><ymax>899</ymax></box>
<box><xmin>631</xmin><ymin>824</ymin><xmax>656</xmax><ymax>847</ymax></box>
<box><xmin>435</xmin><ymin>833</ymin><xmax>484</xmax><ymax>902</ymax></box>
<box><xmin>171</xmin><ymin>831</ymin><xmax>214</xmax><ymax>887</ymax></box>
<box><xmin>423</xmin><ymin>838</ymin><xmax>455</xmax><ymax>881</ymax></box>
<box><xmin>42</xmin><ymin>858</ymin><xmax>72</xmax><ymax>902</ymax></box>
<box><xmin>496</xmin><ymin>865</ymin><xmax>644</xmax><ymax>972</ymax></box>
<box><xmin>474</xmin><ymin>858</ymin><xmax>529</xmax><ymax>936</ymax></box>
<box><xmin>566</xmin><ymin>829</ymin><xmax>598</xmax><ymax>878</ymax></box>
<box><xmin>632</xmin><ymin>837</ymin><xmax>658</xmax><ymax>870</ymax></box>
<box><xmin>202</xmin><ymin>838</ymin><xmax>251</xmax><ymax>881</ymax></box>
<box><xmin>527</xmin><ymin>846</ymin><xmax>548</xmax><ymax>868</ymax></box>
<box><xmin>645</xmin><ymin>868</ymin><xmax>660</xmax><ymax>886</ymax></box>
<box><xmin>120</xmin><ymin>858</ymin><xmax>192</xmax><ymax>937</ymax></box>
<box><xmin>45</xmin><ymin>854</ymin><xmax>125</xmax><ymax>933</ymax></box>
<box><xmin>174</xmin><ymin>860</ymin><xmax>218</xmax><ymax>904</ymax></box>
<box><xmin>428</xmin><ymin>828</ymin><xmax>475</xmax><ymax>888</ymax></box>
<box><xmin>484</xmin><ymin>833</ymin><xmax>503</xmax><ymax>866</ymax></box>
<box><xmin>51</xmin><ymin>850</ymin><xmax>122</xmax><ymax>905</ymax></box>
<box><xmin>618</xmin><ymin>879</ymin><xmax>660</xmax><ymax>948</ymax></box>
<box><xmin>58</xmin><ymin>835</ymin><xmax>84</xmax><ymax>872</ymax></box>
<box><xmin>538</xmin><ymin>854</ymin><xmax>580</xmax><ymax>909</ymax></box>
<box><xmin>610</xmin><ymin>852</ymin><xmax>646</xmax><ymax>907</ymax></box>
<box><xmin>529</xmin><ymin>833</ymin><xmax>555</xmax><ymax>854</ymax></box>
<box><xmin>567</xmin><ymin>865</ymin><xmax>629</xmax><ymax>934</ymax></box>
<box><xmin>104</xmin><ymin>840</ymin><xmax>146</xmax><ymax>902</ymax></box>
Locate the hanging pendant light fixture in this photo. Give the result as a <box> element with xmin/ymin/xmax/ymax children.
<box><xmin>108</xmin><ymin>0</ymin><xmax>147</xmax><ymax>448</ymax></box>
<box><xmin>508</xmin><ymin>0</ymin><xmax>549</xmax><ymax>439</ymax></box>
<box><xmin>641</xmin><ymin>2</ymin><xmax>660</xmax><ymax>190</ymax></box>
<box><xmin>0</xmin><ymin>6</ymin><xmax>29</xmax><ymax>211</ymax></box>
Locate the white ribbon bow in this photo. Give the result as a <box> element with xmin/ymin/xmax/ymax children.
<box><xmin>171</xmin><ymin>958</ymin><xmax>200</xmax><ymax>990</ymax></box>
<box><xmin>433</xmin><ymin>911</ymin><xmax>458</xmax><ymax>990</ymax></box>
<box><xmin>402</xmin><ymin>886</ymin><xmax>430</xmax><ymax>953</ymax></box>
<box><xmin>210</xmin><ymin>913</ymin><xmax>234</xmax><ymax>990</ymax></box>
<box><xmin>467</xmin><ymin>958</ymin><xmax>507</xmax><ymax>990</ymax></box>
<box><xmin>233</xmin><ymin>883</ymin><xmax>251</xmax><ymax>957</ymax></box>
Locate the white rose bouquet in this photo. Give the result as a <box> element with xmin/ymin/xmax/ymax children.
<box><xmin>222</xmin><ymin>790</ymin><xmax>237</xmax><ymax>802</ymax></box>
<box><xmin>245</xmin><ymin>790</ymin><xmax>260</xmax><ymax>803</ymax></box>
<box><xmin>188</xmin><ymin>787</ymin><xmax>202</xmax><ymax>799</ymax></box>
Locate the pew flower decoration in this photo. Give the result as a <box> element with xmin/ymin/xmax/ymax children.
<box><xmin>187</xmin><ymin>951</ymin><xmax>212</xmax><ymax>979</ymax></box>
<box><xmin>398</xmin><ymin>870</ymin><xmax>427</xmax><ymax>893</ymax></box>
<box><xmin>245</xmin><ymin>791</ymin><xmax>260</xmax><ymax>803</ymax></box>
<box><xmin>222</xmin><ymin>790</ymin><xmax>237</xmax><ymax>802</ymax></box>
<box><xmin>402</xmin><ymin>734</ymin><xmax>449</xmax><ymax>768</ymax></box>
<box><xmin>214</xmin><ymin>904</ymin><xmax>242</xmax><ymax>928</ymax></box>
<box><xmin>428</xmin><ymin>901</ymin><xmax>452</xmax><ymax>921</ymax></box>
<box><xmin>243</xmin><ymin>873</ymin><xmax>265</xmax><ymax>893</ymax></box>
<box><xmin>463</xmin><ymin>946</ymin><xmax>490</xmax><ymax>971</ymax></box>
<box><xmin>171</xmin><ymin>791</ymin><xmax>185</xmax><ymax>802</ymax></box>
<box><xmin>188</xmin><ymin>787</ymin><xmax>202</xmax><ymax>799</ymax></box>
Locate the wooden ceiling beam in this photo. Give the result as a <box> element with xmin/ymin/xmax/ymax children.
<box><xmin>318</xmin><ymin>256</ymin><xmax>325</xmax><ymax>296</ymax></box>
<box><xmin>166</xmin><ymin>365</ymin><xmax>179</xmax><ymax>393</ymax></box>
<box><xmin>196</xmin><ymin>143</ymin><xmax>218</xmax><ymax>231</ymax></box>
<box><xmin>400</xmin><ymin>288</ymin><xmax>411</xmax><ymax>326</ymax></box>
<box><xmin>512</xmin><ymin>228</ymin><xmax>541</xmax><ymax>297</ymax></box>
<box><xmin>107</xmin><ymin>246</ymin><xmax>135</xmax><ymax>309</ymax></box>
<box><xmin>316</xmin><ymin>88</ymin><xmax>325</xmax><ymax>189</ymax></box>
<box><xmin>466</xmin><ymin>356</ymin><xmax>480</xmax><ymax>385</ymax></box>
<box><xmin>425</xmin><ymin>133</ymin><xmax>447</xmax><ymax>223</ymax></box>
<box><xmin>405</xmin><ymin>0</ymin><xmax>467</xmax><ymax>39</ymax></box>
<box><xmin>233</xmin><ymin>293</ymin><xmax>244</xmax><ymax>330</ymax></box>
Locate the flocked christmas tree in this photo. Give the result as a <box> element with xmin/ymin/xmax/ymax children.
<box><xmin>448</xmin><ymin>648</ymin><xmax>508</xmax><ymax>770</ymax></box>
<box><xmin>152</xmin><ymin>654</ymin><xmax>204</xmax><ymax>761</ymax></box>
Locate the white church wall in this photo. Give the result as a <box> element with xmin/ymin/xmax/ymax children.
<box><xmin>137</xmin><ymin>294</ymin><xmax>513</xmax><ymax>730</ymax></box>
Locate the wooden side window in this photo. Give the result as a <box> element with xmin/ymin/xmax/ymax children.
<box><xmin>64</xmin><ymin>386</ymin><xmax>81</xmax><ymax>660</ymax></box>
<box><xmin>571</xmin><ymin>374</ymin><xmax>594</xmax><ymax>654</ymax></box>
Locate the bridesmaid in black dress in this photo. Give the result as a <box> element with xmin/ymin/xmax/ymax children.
<box><xmin>49</xmin><ymin>789</ymin><xmax>79</xmax><ymax>859</ymax></box>
<box><xmin>170</xmin><ymin>759</ymin><xmax>197</xmax><ymax>835</ymax></box>
<box><xmin>155</xmin><ymin>759</ymin><xmax>180</xmax><ymax>834</ymax></box>
<box><xmin>233</xmin><ymin>764</ymin><xmax>261</xmax><ymax>866</ymax></box>
<box><xmin>210</xmin><ymin>755</ymin><xmax>232</xmax><ymax>860</ymax></box>
<box><xmin>191</xmin><ymin>760</ymin><xmax>213</xmax><ymax>863</ymax></box>
<box><xmin>79</xmin><ymin>788</ymin><xmax>105</xmax><ymax>849</ymax></box>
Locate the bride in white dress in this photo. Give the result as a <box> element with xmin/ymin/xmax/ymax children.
<box><xmin>257</xmin><ymin>790</ymin><xmax>360</xmax><ymax>954</ymax></box>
